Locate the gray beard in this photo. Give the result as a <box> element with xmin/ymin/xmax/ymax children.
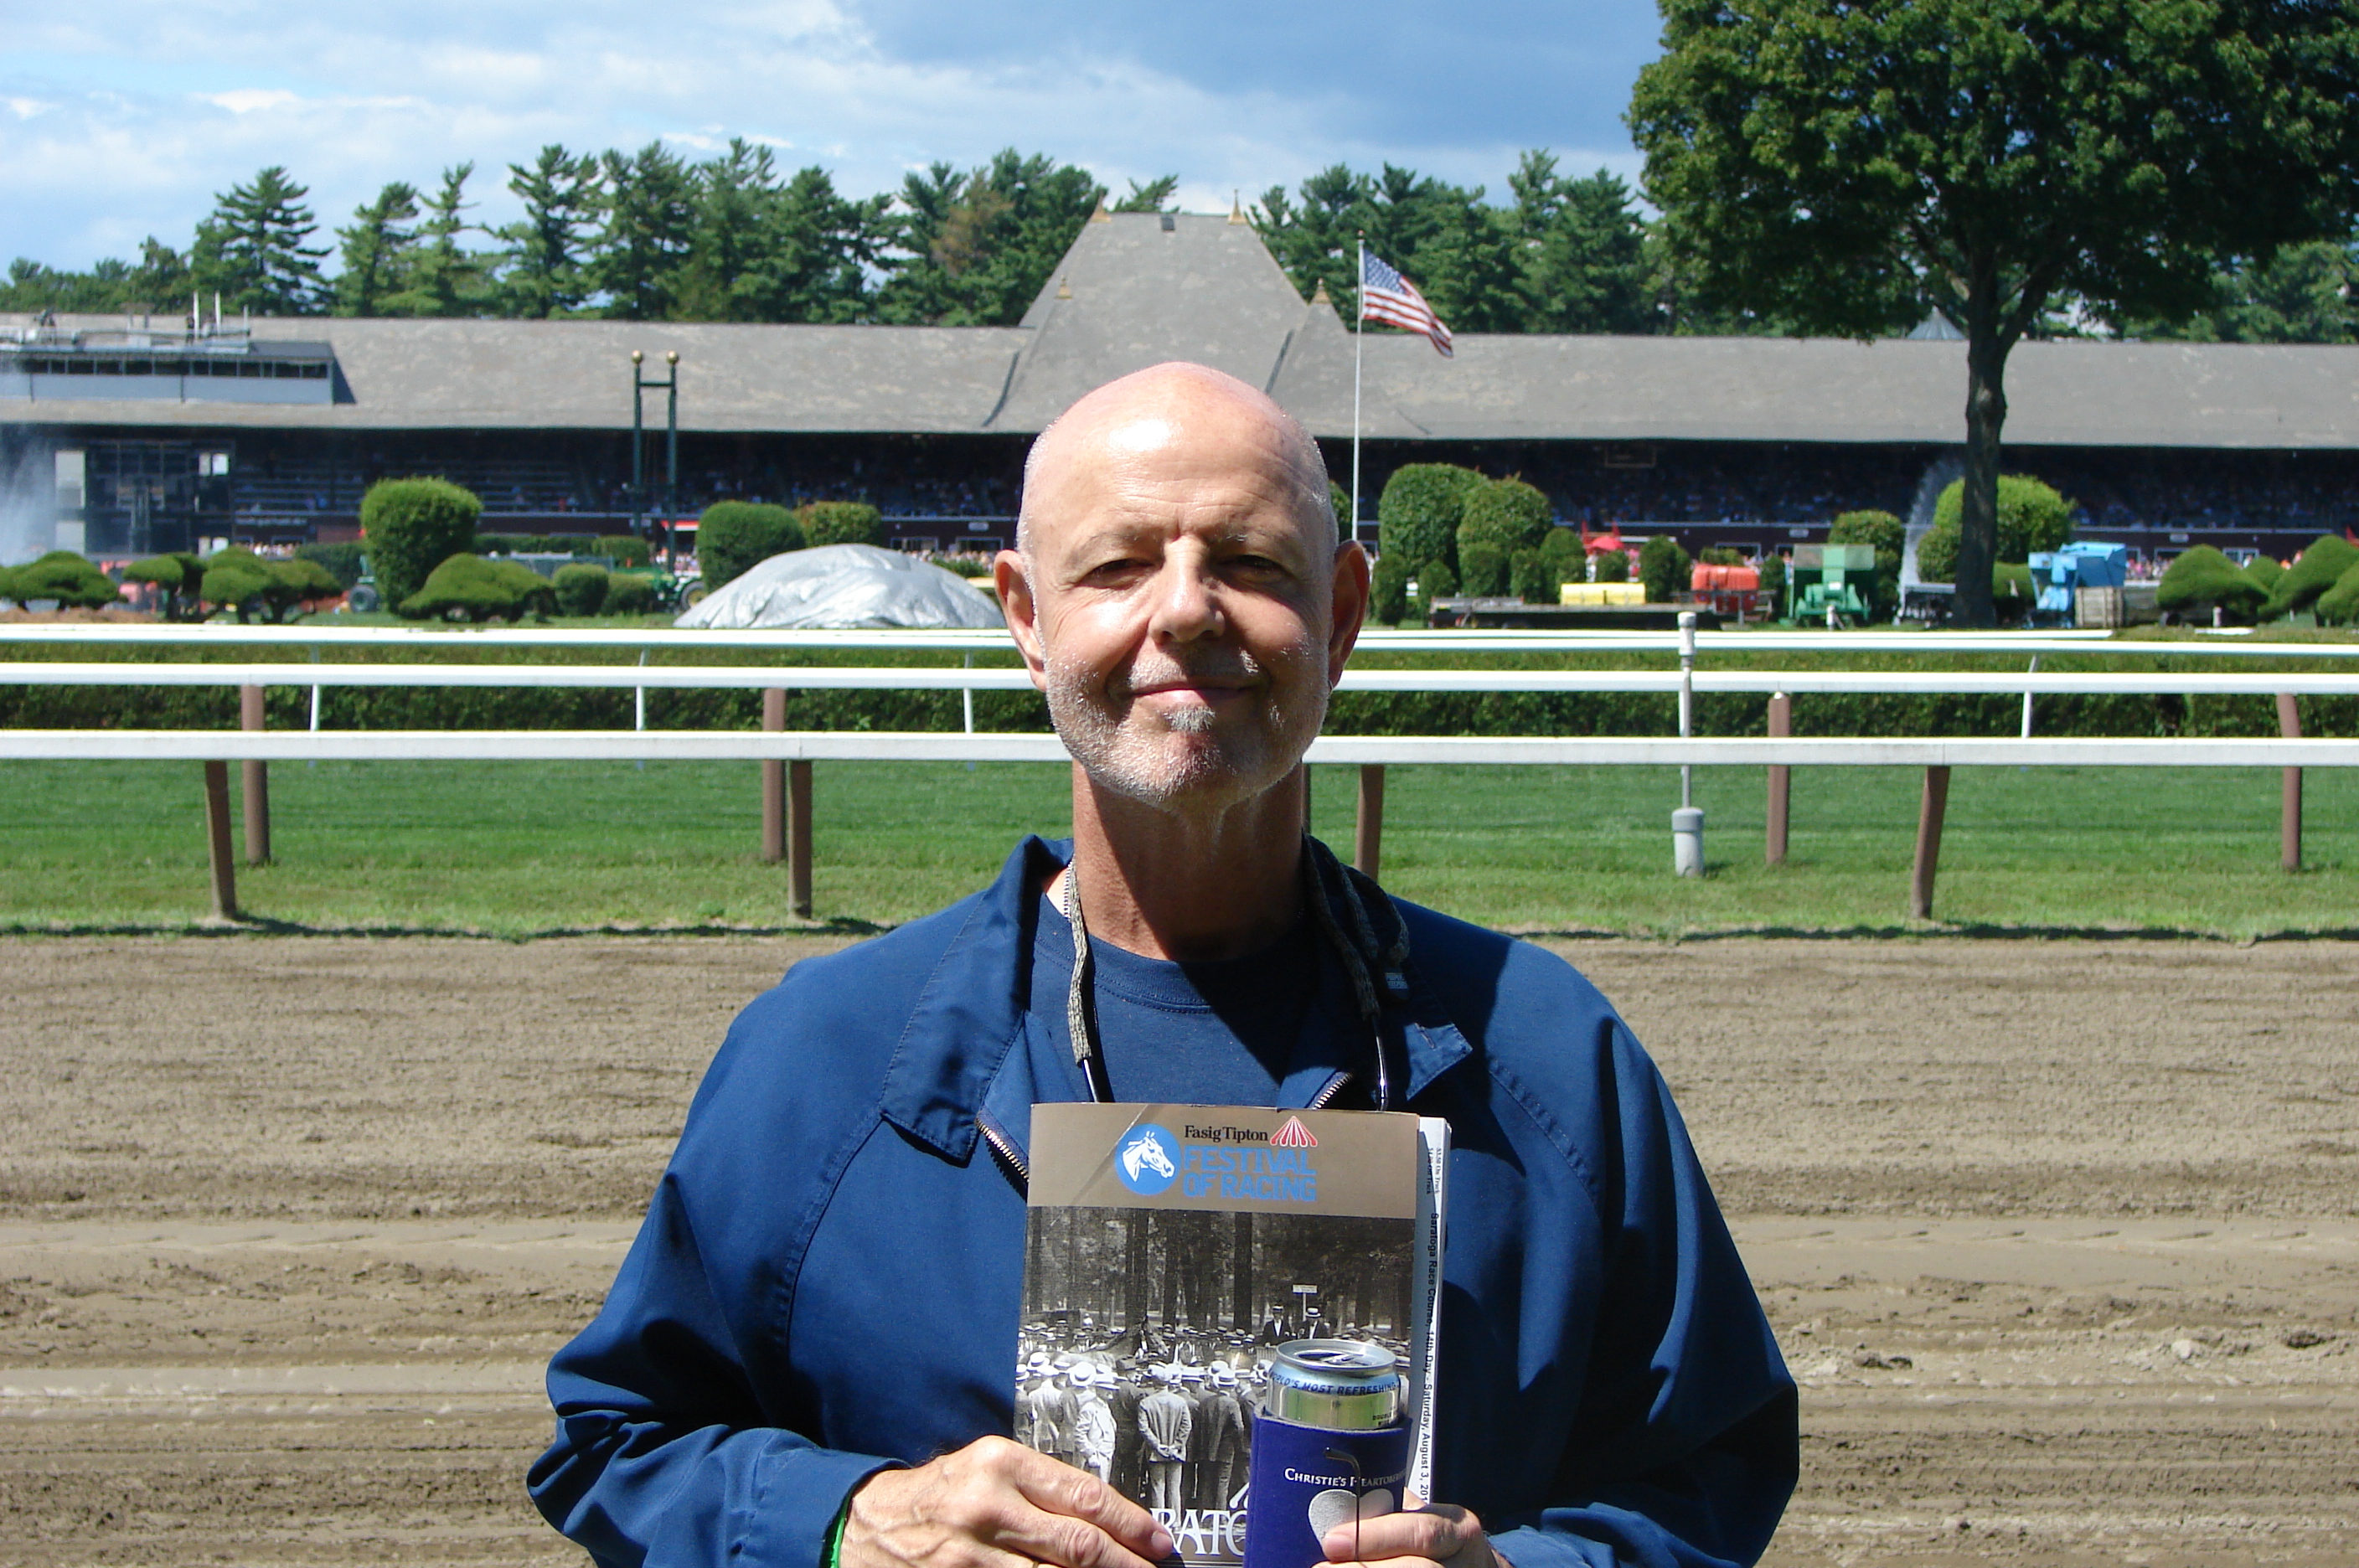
<box><xmin>1045</xmin><ymin>645</ymin><xmax>1324</xmax><ymax>810</ymax></box>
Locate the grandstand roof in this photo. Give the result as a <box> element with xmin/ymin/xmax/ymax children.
<box><xmin>7</xmin><ymin>212</ymin><xmax>2356</xmax><ymax>450</ymax></box>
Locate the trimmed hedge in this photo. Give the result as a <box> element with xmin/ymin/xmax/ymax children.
<box><xmin>296</xmin><ymin>541</ymin><xmax>368</xmax><ymax>590</ymax></box>
<box><xmin>1458</xmin><ymin>477</ymin><xmax>1553</xmax><ymax>557</ymax></box>
<box><xmin>0</xmin><ymin>551</ymin><xmax>120</xmax><ymax>611</ymax></box>
<box><xmin>2263</xmin><ymin>534</ymin><xmax>2359</xmax><ymax>620</ymax></box>
<box><xmin>1370</xmin><ymin>552</ymin><xmax>1412</xmax><ymax>625</ymax></box>
<box><xmin>362</xmin><ymin>478</ymin><xmax>482</xmax><ymax>607</ymax></box>
<box><xmin>801</xmin><ymin>500</ymin><xmax>884</xmax><ymax>549</ymax></box>
<box><xmin>199</xmin><ymin>547</ymin><xmax>342</xmax><ymax>624</ymax></box>
<box><xmin>1592</xmin><ymin>547</ymin><xmax>1629</xmax><ymax>584</ymax></box>
<box><xmin>552</xmin><ymin>564</ymin><xmax>611</xmax><ymax>617</ymax></box>
<box><xmin>1510</xmin><ymin>549</ymin><xmax>1553</xmax><ymax>605</ymax></box>
<box><xmin>1458</xmin><ymin>542</ymin><xmax>1508</xmax><ymax>597</ymax></box>
<box><xmin>1929</xmin><ymin>474</ymin><xmax>2075</xmax><ymax>563</ymax></box>
<box><xmin>1412</xmin><ymin>558</ymin><xmax>1456</xmax><ymax>620</ymax></box>
<box><xmin>397</xmin><ymin>554</ymin><xmax>555</xmax><ymax>622</ymax></box>
<box><xmin>2314</xmin><ymin>561</ymin><xmax>2359</xmax><ymax>626</ymax></box>
<box><xmin>121</xmin><ymin>551</ymin><xmax>209</xmax><ymax>620</ymax></box>
<box><xmin>1828</xmin><ymin>510</ymin><xmax>1903</xmax><ymax>621</ymax></box>
<box><xmin>1638</xmin><ymin>535</ymin><xmax>1690</xmax><ymax>605</ymax></box>
<box><xmin>2159</xmin><ymin>545</ymin><xmax>2268</xmax><ymax>622</ymax></box>
<box><xmin>699</xmin><ymin>502</ymin><xmax>804</xmax><ymax>590</ymax></box>
<box><xmin>1378</xmin><ymin>464</ymin><xmax>1482</xmax><ymax>573</ymax></box>
<box><xmin>604</xmin><ymin>573</ymin><xmax>657</xmax><ymax>616</ymax></box>
<box><xmin>9</xmin><ymin>644</ymin><xmax>2353</xmax><ymax>742</ymax></box>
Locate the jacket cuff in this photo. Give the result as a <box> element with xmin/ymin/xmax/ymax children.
<box><xmin>1484</xmin><ymin>1524</ymin><xmax>1617</xmax><ymax>1568</ymax></box>
<box><xmin>741</xmin><ymin>1442</ymin><xmax>903</xmax><ymax>1568</ymax></box>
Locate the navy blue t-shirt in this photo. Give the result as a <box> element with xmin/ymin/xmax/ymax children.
<box><xmin>1028</xmin><ymin>893</ymin><xmax>1358</xmax><ymax>1107</ymax></box>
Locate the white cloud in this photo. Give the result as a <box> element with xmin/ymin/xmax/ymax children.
<box><xmin>0</xmin><ymin>0</ymin><xmax>1659</xmax><ymax>268</ymax></box>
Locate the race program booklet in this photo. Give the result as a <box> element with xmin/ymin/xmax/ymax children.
<box><xmin>1016</xmin><ymin>1104</ymin><xmax>1450</xmax><ymax>1568</ymax></box>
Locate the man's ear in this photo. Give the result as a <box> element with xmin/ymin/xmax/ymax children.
<box><xmin>1327</xmin><ymin>541</ymin><xmax>1370</xmax><ymax>686</ymax></box>
<box><xmin>996</xmin><ymin>549</ymin><xmax>1050</xmax><ymax>689</ymax></box>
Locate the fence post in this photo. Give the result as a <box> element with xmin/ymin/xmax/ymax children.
<box><xmin>1766</xmin><ymin>691</ymin><xmax>1790</xmax><ymax>866</ymax></box>
<box><xmin>240</xmin><ymin>684</ymin><xmax>270</xmax><ymax>865</ymax></box>
<box><xmin>203</xmin><ymin>761</ymin><xmax>239</xmax><ymax>921</ymax></box>
<box><xmin>761</xmin><ymin>689</ymin><xmax>786</xmax><ymax>864</ymax></box>
<box><xmin>2278</xmin><ymin>692</ymin><xmax>2303</xmax><ymax>872</ymax></box>
<box><xmin>1355</xmin><ymin>764</ymin><xmax>1386</xmax><ymax>880</ymax></box>
<box><xmin>1910</xmin><ymin>765</ymin><xmax>1952</xmax><ymax>921</ymax></box>
<box><xmin>788</xmin><ymin>760</ymin><xmax>814</xmax><ymax>919</ymax></box>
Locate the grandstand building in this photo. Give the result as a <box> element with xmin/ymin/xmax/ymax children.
<box><xmin>5</xmin><ymin>207</ymin><xmax>2356</xmax><ymax>567</ymax></box>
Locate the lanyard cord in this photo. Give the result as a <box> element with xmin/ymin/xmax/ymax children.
<box><xmin>1061</xmin><ymin>836</ymin><xmax>1406</xmax><ymax>1109</ymax></box>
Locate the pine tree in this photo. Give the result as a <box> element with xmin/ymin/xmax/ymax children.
<box><xmin>385</xmin><ymin>163</ymin><xmax>489</xmax><ymax>316</ymax></box>
<box><xmin>497</xmin><ymin>146</ymin><xmax>602</xmax><ymax>318</ymax></box>
<box><xmin>1509</xmin><ymin>152</ymin><xmax>1656</xmax><ymax>334</ymax></box>
<box><xmin>591</xmin><ymin>142</ymin><xmax>696</xmax><ymax>321</ymax></box>
<box><xmin>873</xmin><ymin>150</ymin><xmax>1104</xmax><ymax>326</ymax></box>
<box><xmin>189</xmin><ymin>166</ymin><xmax>328</xmax><ymax>316</ymax></box>
<box><xmin>334</xmin><ymin>182</ymin><xmax>420</xmax><ymax>317</ymax></box>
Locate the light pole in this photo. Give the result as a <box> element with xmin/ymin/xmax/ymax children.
<box><xmin>630</xmin><ymin>350</ymin><xmax>681</xmax><ymax>564</ymax></box>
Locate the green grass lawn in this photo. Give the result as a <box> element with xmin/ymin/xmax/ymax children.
<box><xmin>3</xmin><ymin>758</ymin><xmax>2352</xmax><ymax>939</ymax></box>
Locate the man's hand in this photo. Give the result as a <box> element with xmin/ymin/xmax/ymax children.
<box><xmin>843</xmin><ymin>1437</ymin><xmax>1175</xmax><ymax>1568</ymax></box>
<box><xmin>1322</xmin><ymin>1501</ymin><xmax>1505</xmax><ymax>1568</ymax></box>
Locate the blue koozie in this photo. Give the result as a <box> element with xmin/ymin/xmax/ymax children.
<box><xmin>1242</xmin><ymin>1342</ymin><xmax>1411</xmax><ymax>1568</ymax></box>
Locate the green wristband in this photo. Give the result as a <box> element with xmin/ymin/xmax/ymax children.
<box><xmin>823</xmin><ymin>1499</ymin><xmax>851</xmax><ymax>1568</ymax></box>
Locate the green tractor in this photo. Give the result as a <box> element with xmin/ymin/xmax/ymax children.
<box><xmin>1787</xmin><ymin>543</ymin><xmax>1876</xmax><ymax>627</ymax></box>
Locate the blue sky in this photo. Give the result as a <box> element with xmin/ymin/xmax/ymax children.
<box><xmin>0</xmin><ymin>0</ymin><xmax>1665</xmax><ymax>271</ymax></box>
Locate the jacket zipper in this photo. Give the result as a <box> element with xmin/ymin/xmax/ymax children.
<box><xmin>1307</xmin><ymin>1070</ymin><xmax>1353</xmax><ymax>1110</ymax></box>
<box><xmin>978</xmin><ymin>1113</ymin><xmax>1029</xmax><ymax>1194</ymax></box>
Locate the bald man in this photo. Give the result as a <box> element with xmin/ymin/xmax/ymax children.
<box><xmin>532</xmin><ymin>364</ymin><xmax>1795</xmax><ymax>1568</ymax></box>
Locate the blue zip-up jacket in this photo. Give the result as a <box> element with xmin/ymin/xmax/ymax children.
<box><xmin>531</xmin><ymin>838</ymin><xmax>1795</xmax><ymax>1568</ymax></box>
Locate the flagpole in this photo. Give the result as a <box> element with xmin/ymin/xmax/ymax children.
<box><xmin>1351</xmin><ymin>235</ymin><xmax>1365</xmax><ymax>549</ymax></box>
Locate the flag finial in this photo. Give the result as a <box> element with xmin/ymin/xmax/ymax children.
<box><xmin>1310</xmin><ymin>279</ymin><xmax>1331</xmax><ymax>307</ymax></box>
<box><xmin>1056</xmin><ymin>275</ymin><xmax>1073</xmax><ymax>300</ymax></box>
<box><xmin>1229</xmin><ymin>190</ymin><xmax>1247</xmax><ymax>224</ymax></box>
<box><xmin>1089</xmin><ymin>199</ymin><xmax>1111</xmax><ymax>224</ymax></box>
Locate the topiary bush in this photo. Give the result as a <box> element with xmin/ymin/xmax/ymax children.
<box><xmin>0</xmin><ymin>550</ymin><xmax>120</xmax><ymax>611</ymax></box>
<box><xmin>361</xmin><ymin>477</ymin><xmax>482</xmax><ymax>608</ymax></box>
<box><xmin>603</xmin><ymin>572</ymin><xmax>658</xmax><ymax>616</ymax></box>
<box><xmin>397</xmin><ymin>553</ymin><xmax>555</xmax><ymax>622</ymax></box>
<box><xmin>1377</xmin><ymin>464</ymin><xmax>1484</xmax><ymax>575</ymax></box>
<box><xmin>1927</xmin><ymin>474</ymin><xmax>2076</xmax><ymax>569</ymax></box>
<box><xmin>553</xmin><ymin>563</ymin><xmax>612</xmax><ymax>617</ymax></box>
<box><xmin>1993</xmin><ymin>562</ymin><xmax>2036</xmax><ymax>622</ymax></box>
<box><xmin>1412</xmin><ymin>558</ymin><xmax>1457</xmax><ymax>622</ymax></box>
<box><xmin>2314</xmin><ymin>560</ymin><xmax>2359</xmax><ymax>626</ymax></box>
<box><xmin>1510</xmin><ymin>549</ymin><xmax>1554</xmax><ymax>605</ymax></box>
<box><xmin>1593</xmin><ymin>547</ymin><xmax>1629</xmax><ymax>583</ymax></box>
<box><xmin>1370</xmin><ymin>551</ymin><xmax>1412</xmax><ymax>625</ymax></box>
<box><xmin>1458</xmin><ymin>477</ymin><xmax>1554</xmax><ymax>559</ymax></box>
<box><xmin>2243</xmin><ymin>555</ymin><xmax>2284</xmax><ymax>596</ymax></box>
<box><xmin>1915</xmin><ymin>521</ymin><xmax>1959</xmax><ymax>585</ymax></box>
<box><xmin>121</xmin><ymin>551</ymin><xmax>209</xmax><ymax>620</ymax></box>
<box><xmin>1458</xmin><ymin>542</ymin><xmax>1507</xmax><ymax>597</ymax></box>
<box><xmin>295</xmin><ymin>541</ymin><xmax>368</xmax><ymax>591</ymax></box>
<box><xmin>800</xmin><ymin>500</ymin><xmax>884</xmax><ymax>549</ymax></box>
<box><xmin>2158</xmin><ymin>545</ymin><xmax>2268</xmax><ymax>623</ymax></box>
<box><xmin>600</xmin><ymin>534</ymin><xmax>653</xmax><ymax>568</ymax></box>
<box><xmin>1540</xmin><ymin>526</ymin><xmax>1584</xmax><ymax>582</ymax></box>
<box><xmin>1329</xmin><ymin>481</ymin><xmax>1352</xmax><ymax>538</ymax></box>
<box><xmin>2261</xmin><ymin>534</ymin><xmax>2359</xmax><ymax>620</ymax></box>
<box><xmin>1829</xmin><ymin>509</ymin><xmax>1905</xmax><ymax>620</ymax></box>
<box><xmin>1638</xmin><ymin>535</ymin><xmax>1691</xmax><ymax>604</ymax></box>
<box><xmin>699</xmin><ymin>502</ymin><xmax>804</xmax><ymax>590</ymax></box>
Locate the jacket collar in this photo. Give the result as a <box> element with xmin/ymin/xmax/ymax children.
<box><xmin>878</xmin><ymin>834</ymin><xmax>1473</xmax><ymax>1164</ymax></box>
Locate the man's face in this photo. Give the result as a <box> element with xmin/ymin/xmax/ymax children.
<box><xmin>1001</xmin><ymin>384</ymin><xmax>1366</xmax><ymax>812</ymax></box>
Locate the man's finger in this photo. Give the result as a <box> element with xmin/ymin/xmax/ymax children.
<box><xmin>992</xmin><ymin>1498</ymin><xmax>1171</xmax><ymax>1568</ymax></box>
<box><xmin>1005</xmin><ymin>1457</ymin><xmax>1174</xmax><ymax>1565</ymax></box>
<box><xmin>1324</xmin><ymin>1504</ymin><xmax>1479</xmax><ymax>1567</ymax></box>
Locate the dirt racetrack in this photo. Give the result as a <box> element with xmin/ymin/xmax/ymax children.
<box><xmin>2</xmin><ymin>935</ymin><xmax>2353</xmax><ymax>1567</ymax></box>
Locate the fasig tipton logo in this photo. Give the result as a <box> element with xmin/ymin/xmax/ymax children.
<box><xmin>1114</xmin><ymin>1124</ymin><xmax>1181</xmax><ymax>1195</ymax></box>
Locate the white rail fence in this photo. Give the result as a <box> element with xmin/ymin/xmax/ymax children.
<box><xmin>5</xmin><ymin>626</ymin><xmax>2353</xmax><ymax>924</ymax></box>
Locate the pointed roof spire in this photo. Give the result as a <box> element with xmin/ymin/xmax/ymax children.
<box><xmin>1310</xmin><ymin>279</ymin><xmax>1331</xmax><ymax>307</ymax></box>
<box><xmin>1229</xmin><ymin>190</ymin><xmax>1247</xmax><ymax>224</ymax></box>
<box><xmin>1089</xmin><ymin>198</ymin><xmax>1112</xmax><ymax>224</ymax></box>
<box><xmin>1056</xmin><ymin>275</ymin><xmax>1073</xmax><ymax>300</ymax></box>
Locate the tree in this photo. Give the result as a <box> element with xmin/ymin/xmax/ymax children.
<box><xmin>189</xmin><ymin>166</ymin><xmax>329</xmax><ymax>315</ymax></box>
<box><xmin>0</xmin><ymin>551</ymin><xmax>119</xmax><ymax>611</ymax></box>
<box><xmin>698</xmin><ymin>501</ymin><xmax>804</xmax><ymax>589</ymax></box>
<box><xmin>669</xmin><ymin>142</ymin><xmax>887</xmax><ymax>323</ymax></box>
<box><xmin>593</xmin><ymin>142</ymin><xmax>698</xmax><ymax>321</ymax></box>
<box><xmin>334</xmin><ymin>182</ymin><xmax>420</xmax><ymax>317</ymax></box>
<box><xmin>498</xmin><ymin>146</ymin><xmax>603</xmax><ymax>318</ymax></box>
<box><xmin>875</xmin><ymin>150</ymin><xmax>1106</xmax><ymax>326</ymax></box>
<box><xmin>1508</xmin><ymin>152</ymin><xmax>1656</xmax><ymax>333</ymax></box>
<box><xmin>385</xmin><ymin>163</ymin><xmax>490</xmax><ymax>317</ymax></box>
<box><xmin>1254</xmin><ymin>163</ymin><xmax>1524</xmax><ymax>332</ymax></box>
<box><xmin>1111</xmin><ymin>176</ymin><xmax>1180</xmax><ymax>214</ymax></box>
<box><xmin>1630</xmin><ymin>0</ymin><xmax>2359</xmax><ymax>627</ymax></box>
<box><xmin>2132</xmin><ymin>234</ymin><xmax>2359</xmax><ymax>343</ymax></box>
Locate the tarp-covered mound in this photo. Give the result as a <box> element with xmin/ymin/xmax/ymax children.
<box><xmin>675</xmin><ymin>543</ymin><xmax>1005</xmax><ymax>630</ymax></box>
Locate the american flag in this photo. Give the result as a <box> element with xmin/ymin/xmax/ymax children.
<box><xmin>1360</xmin><ymin>250</ymin><xmax>1453</xmax><ymax>358</ymax></box>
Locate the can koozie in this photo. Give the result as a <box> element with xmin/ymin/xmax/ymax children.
<box><xmin>1241</xmin><ymin>1341</ymin><xmax>1411</xmax><ymax>1568</ymax></box>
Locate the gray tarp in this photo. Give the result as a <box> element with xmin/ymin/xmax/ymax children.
<box><xmin>674</xmin><ymin>543</ymin><xmax>1006</xmax><ymax>630</ymax></box>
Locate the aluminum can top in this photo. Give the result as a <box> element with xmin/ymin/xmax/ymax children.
<box><xmin>1262</xmin><ymin>1339</ymin><xmax>1401</xmax><ymax>1431</ymax></box>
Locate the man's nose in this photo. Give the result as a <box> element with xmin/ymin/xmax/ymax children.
<box><xmin>1146</xmin><ymin>553</ymin><xmax>1223</xmax><ymax>643</ymax></box>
